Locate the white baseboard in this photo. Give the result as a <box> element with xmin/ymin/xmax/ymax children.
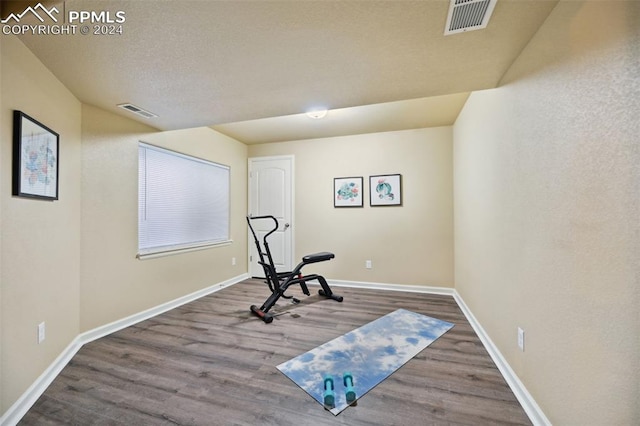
<box><xmin>328</xmin><ymin>278</ymin><xmax>456</xmax><ymax>296</ymax></box>
<box><xmin>2</xmin><ymin>276</ymin><xmax>549</xmax><ymax>426</ymax></box>
<box><xmin>0</xmin><ymin>273</ymin><xmax>249</xmax><ymax>426</ymax></box>
<box><xmin>79</xmin><ymin>273</ymin><xmax>249</xmax><ymax>344</ymax></box>
<box><xmin>329</xmin><ymin>279</ymin><xmax>550</xmax><ymax>426</ymax></box>
<box><xmin>452</xmin><ymin>291</ymin><xmax>551</xmax><ymax>426</ymax></box>
<box><xmin>0</xmin><ymin>338</ymin><xmax>83</xmax><ymax>426</ymax></box>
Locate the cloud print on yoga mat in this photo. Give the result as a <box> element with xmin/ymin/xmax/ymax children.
<box><xmin>277</xmin><ymin>309</ymin><xmax>454</xmax><ymax>415</ymax></box>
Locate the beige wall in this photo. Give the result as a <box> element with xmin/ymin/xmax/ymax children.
<box><xmin>454</xmin><ymin>2</ymin><xmax>639</xmax><ymax>424</ymax></box>
<box><xmin>3</xmin><ymin>1</ymin><xmax>639</xmax><ymax>423</ymax></box>
<box><xmin>1</xmin><ymin>35</ymin><xmax>82</xmax><ymax>414</ymax></box>
<box><xmin>0</xmin><ymin>35</ymin><xmax>249</xmax><ymax>417</ymax></box>
<box><xmin>0</xmin><ymin>31</ymin><xmax>3</xmax><ymax>416</ymax></box>
<box><xmin>249</xmin><ymin>127</ymin><xmax>454</xmax><ymax>287</ymax></box>
<box><xmin>81</xmin><ymin>106</ymin><xmax>248</xmax><ymax>331</ymax></box>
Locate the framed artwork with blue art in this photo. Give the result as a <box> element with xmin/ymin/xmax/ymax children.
<box><xmin>370</xmin><ymin>174</ymin><xmax>402</xmax><ymax>206</ymax></box>
<box><xmin>12</xmin><ymin>110</ymin><xmax>59</xmax><ymax>201</ymax></box>
<box><xmin>334</xmin><ymin>176</ymin><xmax>363</xmax><ymax>207</ymax></box>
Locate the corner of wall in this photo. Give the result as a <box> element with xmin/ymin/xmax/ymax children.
<box><xmin>1</xmin><ymin>33</ymin><xmax>82</xmax><ymax>418</ymax></box>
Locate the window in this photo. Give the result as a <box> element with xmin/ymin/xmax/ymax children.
<box><xmin>138</xmin><ymin>142</ymin><xmax>230</xmax><ymax>258</ymax></box>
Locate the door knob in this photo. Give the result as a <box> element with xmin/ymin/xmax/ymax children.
<box><xmin>284</xmin><ymin>223</ymin><xmax>290</xmax><ymax>229</ymax></box>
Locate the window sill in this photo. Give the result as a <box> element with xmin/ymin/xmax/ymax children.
<box><xmin>137</xmin><ymin>240</ymin><xmax>233</xmax><ymax>260</ymax></box>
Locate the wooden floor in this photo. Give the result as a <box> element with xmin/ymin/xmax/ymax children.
<box><xmin>20</xmin><ymin>279</ymin><xmax>531</xmax><ymax>425</ymax></box>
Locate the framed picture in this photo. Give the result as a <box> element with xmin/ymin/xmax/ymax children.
<box><xmin>12</xmin><ymin>110</ymin><xmax>59</xmax><ymax>200</ymax></box>
<box><xmin>370</xmin><ymin>174</ymin><xmax>402</xmax><ymax>206</ymax></box>
<box><xmin>334</xmin><ymin>176</ymin><xmax>363</xmax><ymax>207</ymax></box>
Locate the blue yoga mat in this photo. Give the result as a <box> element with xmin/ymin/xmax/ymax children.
<box><xmin>277</xmin><ymin>308</ymin><xmax>454</xmax><ymax>415</ymax></box>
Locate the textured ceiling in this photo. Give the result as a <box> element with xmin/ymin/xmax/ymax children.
<box><xmin>214</xmin><ymin>92</ymin><xmax>471</xmax><ymax>145</ymax></box>
<box><xmin>8</xmin><ymin>0</ymin><xmax>557</xmax><ymax>144</ymax></box>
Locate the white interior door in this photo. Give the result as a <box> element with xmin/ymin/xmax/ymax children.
<box><xmin>248</xmin><ymin>156</ymin><xmax>294</xmax><ymax>277</ymax></box>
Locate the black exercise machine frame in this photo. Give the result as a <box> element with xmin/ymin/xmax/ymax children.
<box><xmin>247</xmin><ymin>215</ymin><xmax>343</xmax><ymax>323</ymax></box>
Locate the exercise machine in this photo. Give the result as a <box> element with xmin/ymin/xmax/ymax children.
<box><xmin>247</xmin><ymin>215</ymin><xmax>343</xmax><ymax>323</ymax></box>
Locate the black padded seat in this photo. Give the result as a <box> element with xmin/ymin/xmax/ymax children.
<box><xmin>302</xmin><ymin>252</ymin><xmax>335</xmax><ymax>264</ymax></box>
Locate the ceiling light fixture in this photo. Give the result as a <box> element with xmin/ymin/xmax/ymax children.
<box><xmin>306</xmin><ymin>109</ymin><xmax>328</xmax><ymax>119</ymax></box>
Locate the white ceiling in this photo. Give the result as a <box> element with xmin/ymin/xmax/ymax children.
<box><xmin>8</xmin><ymin>0</ymin><xmax>558</xmax><ymax>144</ymax></box>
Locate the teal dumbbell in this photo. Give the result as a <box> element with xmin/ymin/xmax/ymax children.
<box><xmin>323</xmin><ymin>374</ymin><xmax>335</xmax><ymax>408</ymax></box>
<box><xmin>343</xmin><ymin>372</ymin><xmax>356</xmax><ymax>404</ymax></box>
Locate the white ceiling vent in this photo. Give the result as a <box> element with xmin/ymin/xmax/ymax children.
<box><xmin>444</xmin><ymin>0</ymin><xmax>497</xmax><ymax>35</ymax></box>
<box><xmin>117</xmin><ymin>103</ymin><xmax>158</xmax><ymax>119</ymax></box>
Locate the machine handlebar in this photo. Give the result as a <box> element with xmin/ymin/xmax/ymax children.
<box><xmin>246</xmin><ymin>215</ymin><xmax>280</xmax><ymax>244</ymax></box>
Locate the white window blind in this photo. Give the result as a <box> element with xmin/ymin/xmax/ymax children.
<box><xmin>138</xmin><ymin>142</ymin><xmax>230</xmax><ymax>257</ymax></box>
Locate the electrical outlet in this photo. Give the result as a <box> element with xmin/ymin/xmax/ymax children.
<box><xmin>231</xmin><ymin>257</ymin><xmax>236</xmax><ymax>266</ymax></box>
<box><xmin>38</xmin><ymin>322</ymin><xmax>46</xmax><ymax>344</ymax></box>
<box><xmin>365</xmin><ymin>260</ymin><xmax>372</xmax><ymax>269</ymax></box>
<box><xmin>517</xmin><ymin>327</ymin><xmax>525</xmax><ymax>351</ymax></box>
